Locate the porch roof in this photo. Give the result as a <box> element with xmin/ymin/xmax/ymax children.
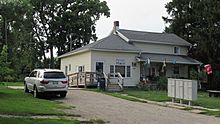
<box><xmin>138</xmin><ymin>53</ymin><xmax>202</xmax><ymax>65</ymax></box>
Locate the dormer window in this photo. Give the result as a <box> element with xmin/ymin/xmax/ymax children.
<box><xmin>174</xmin><ymin>47</ymin><xmax>180</xmax><ymax>54</ymax></box>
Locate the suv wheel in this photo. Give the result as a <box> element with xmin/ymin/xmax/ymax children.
<box><xmin>34</xmin><ymin>87</ymin><xmax>41</xmax><ymax>98</ymax></box>
<box><xmin>60</xmin><ymin>92</ymin><xmax>67</xmax><ymax>98</ymax></box>
<box><xmin>24</xmin><ymin>83</ymin><xmax>29</xmax><ymax>93</ymax></box>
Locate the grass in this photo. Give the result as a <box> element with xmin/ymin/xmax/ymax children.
<box><xmin>123</xmin><ymin>88</ymin><xmax>171</xmax><ymax>102</ymax></box>
<box><xmin>0</xmin><ymin>83</ymin><xmax>84</xmax><ymax>123</ymax></box>
<box><xmin>0</xmin><ymin>85</ymin><xmax>70</xmax><ymax>116</ymax></box>
<box><xmin>194</xmin><ymin>92</ymin><xmax>220</xmax><ymax>109</ymax></box>
<box><xmin>0</xmin><ymin>117</ymin><xmax>80</xmax><ymax>124</ymax></box>
<box><xmin>0</xmin><ymin>82</ymin><xmax>24</xmax><ymax>86</ymax></box>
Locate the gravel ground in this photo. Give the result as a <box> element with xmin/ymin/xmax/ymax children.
<box><xmin>58</xmin><ymin>90</ymin><xmax>220</xmax><ymax>124</ymax></box>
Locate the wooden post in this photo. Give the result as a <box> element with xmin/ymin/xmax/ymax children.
<box><xmin>84</xmin><ymin>72</ymin><xmax>87</xmax><ymax>88</ymax></box>
<box><xmin>77</xmin><ymin>73</ymin><xmax>79</xmax><ymax>88</ymax></box>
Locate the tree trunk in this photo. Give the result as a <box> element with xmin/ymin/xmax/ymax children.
<box><xmin>50</xmin><ymin>46</ymin><xmax>54</xmax><ymax>68</ymax></box>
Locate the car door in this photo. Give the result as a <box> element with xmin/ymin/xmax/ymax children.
<box><xmin>26</xmin><ymin>71</ymin><xmax>38</xmax><ymax>91</ymax></box>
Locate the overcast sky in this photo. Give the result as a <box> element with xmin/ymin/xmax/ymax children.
<box><xmin>95</xmin><ymin>0</ymin><xmax>171</xmax><ymax>39</ymax></box>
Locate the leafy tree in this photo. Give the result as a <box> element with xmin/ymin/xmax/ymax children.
<box><xmin>163</xmin><ymin>0</ymin><xmax>220</xmax><ymax>89</ymax></box>
<box><xmin>0</xmin><ymin>45</ymin><xmax>14</xmax><ymax>81</ymax></box>
<box><xmin>32</xmin><ymin>0</ymin><xmax>110</xmax><ymax>68</ymax></box>
<box><xmin>0</xmin><ymin>0</ymin><xmax>39</xmax><ymax>80</ymax></box>
<box><xmin>0</xmin><ymin>0</ymin><xmax>110</xmax><ymax>80</ymax></box>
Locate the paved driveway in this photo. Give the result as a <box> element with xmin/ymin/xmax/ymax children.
<box><xmin>58</xmin><ymin>90</ymin><xmax>220</xmax><ymax>124</ymax></box>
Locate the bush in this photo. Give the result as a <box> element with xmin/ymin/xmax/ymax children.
<box><xmin>190</xmin><ymin>68</ymin><xmax>198</xmax><ymax>80</ymax></box>
<box><xmin>157</xmin><ymin>76</ymin><xmax>168</xmax><ymax>90</ymax></box>
<box><xmin>212</xmin><ymin>71</ymin><xmax>220</xmax><ymax>90</ymax></box>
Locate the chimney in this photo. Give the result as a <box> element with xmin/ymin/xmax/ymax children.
<box><xmin>113</xmin><ymin>21</ymin><xmax>119</xmax><ymax>34</ymax></box>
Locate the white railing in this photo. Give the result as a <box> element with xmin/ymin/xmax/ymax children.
<box><xmin>116</xmin><ymin>72</ymin><xmax>124</xmax><ymax>90</ymax></box>
<box><xmin>103</xmin><ymin>72</ymin><xmax>109</xmax><ymax>89</ymax></box>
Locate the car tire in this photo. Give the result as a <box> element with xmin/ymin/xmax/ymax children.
<box><xmin>33</xmin><ymin>87</ymin><xmax>41</xmax><ymax>98</ymax></box>
<box><xmin>60</xmin><ymin>92</ymin><xmax>67</xmax><ymax>98</ymax></box>
<box><xmin>24</xmin><ymin>83</ymin><xmax>29</xmax><ymax>93</ymax></box>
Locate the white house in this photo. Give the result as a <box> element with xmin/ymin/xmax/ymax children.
<box><xmin>58</xmin><ymin>21</ymin><xmax>201</xmax><ymax>87</ymax></box>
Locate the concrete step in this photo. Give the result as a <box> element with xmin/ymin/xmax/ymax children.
<box><xmin>107</xmin><ymin>83</ymin><xmax>122</xmax><ymax>92</ymax></box>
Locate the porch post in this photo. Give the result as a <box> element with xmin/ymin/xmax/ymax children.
<box><xmin>197</xmin><ymin>65</ymin><xmax>201</xmax><ymax>89</ymax></box>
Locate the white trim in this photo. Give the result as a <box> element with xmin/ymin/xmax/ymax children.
<box><xmin>138</xmin><ymin>59</ymin><xmax>201</xmax><ymax>65</ymax></box>
<box><xmin>117</xmin><ymin>31</ymin><xmax>130</xmax><ymax>42</ymax></box>
<box><xmin>59</xmin><ymin>48</ymin><xmax>140</xmax><ymax>59</ymax></box>
<box><xmin>92</xmin><ymin>49</ymin><xmax>140</xmax><ymax>53</ymax></box>
<box><xmin>141</xmin><ymin>51</ymin><xmax>186</xmax><ymax>56</ymax></box>
<box><xmin>58</xmin><ymin>49</ymin><xmax>90</xmax><ymax>58</ymax></box>
<box><xmin>129</xmin><ymin>39</ymin><xmax>191</xmax><ymax>46</ymax></box>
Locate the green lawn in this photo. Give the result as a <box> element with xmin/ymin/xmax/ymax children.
<box><xmin>122</xmin><ymin>88</ymin><xmax>220</xmax><ymax>110</ymax></box>
<box><xmin>0</xmin><ymin>82</ymin><xmax>24</xmax><ymax>86</ymax></box>
<box><xmin>0</xmin><ymin>85</ymin><xmax>70</xmax><ymax>116</ymax></box>
<box><xmin>0</xmin><ymin>117</ymin><xmax>80</xmax><ymax>124</ymax></box>
<box><xmin>0</xmin><ymin>83</ymin><xmax>86</xmax><ymax>123</ymax></box>
<box><xmin>123</xmin><ymin>88</ymin><xmax>171</xmax><ymax>102</ymax></box>
<box><xmin>194</xmin><ymin>92</ymin><xmax>220</xmax><ymax>109</ymax></box>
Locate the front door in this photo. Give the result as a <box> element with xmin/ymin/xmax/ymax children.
<box><xmin>96</xmin><ymin>62</ymin><xmax>103</xmax><ymax>73</ymax></box>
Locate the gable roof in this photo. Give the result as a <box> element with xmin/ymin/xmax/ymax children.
<box><xmin>58</xmin><ymin>34</ymin><xmax>140</xmax><ymax>58</ymax></box>
<box><xmin>118</xmin><ymin>29</ymin><xmax>192</xmax><ymax>46</ymax></box>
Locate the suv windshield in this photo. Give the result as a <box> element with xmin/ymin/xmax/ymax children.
<box><xmin>44</xmin><ymin>72</ymin><xmax>66</xmax><ymax>79</ymax></box>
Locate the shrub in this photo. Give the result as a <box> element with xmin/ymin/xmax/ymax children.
<box><xmin>157</xmin><ymin>76</ymin><xmax>168</xmax><ymax>90</ymax></box>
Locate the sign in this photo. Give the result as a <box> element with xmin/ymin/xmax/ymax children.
<box><xmin>116</xmin><ymin>59</ymin><xmax>125</xmax><ymax>65</ymax></box>
<box><xmin>204</xmin><ymin>64</ymin><xmax>213</xmax><ymax>75</ymax></box>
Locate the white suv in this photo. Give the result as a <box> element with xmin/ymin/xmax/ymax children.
<box><xmin>24</xmin><ymin>69</ymin><xmax>68</xmax><ymax>98</ymax></box>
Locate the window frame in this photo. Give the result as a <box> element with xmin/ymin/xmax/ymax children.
<box><xmin>78</xmin><ymin>66</ymin><xmax>85</xmax><ymax>72</ymax></box>
<box><xmin>174</xmin><ymin>46</ymin><xmax>180</xmax><ymax>54</ymax></box>
<box><xmin>127</xmin><ymin>66</ymin><xmax>131</xmax><ymax>77</ymax></box>
<box><xmin>110</xmin><ymin>65</ymin><xmax>132</xmax><ymax>78</ymax></box>
<box><xmin>96</xmin><ymin>62</ymin><xmax>104</xmax><ymax>73</ymax></box>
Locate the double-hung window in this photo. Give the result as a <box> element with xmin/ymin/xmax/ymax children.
<box><xmin>174</xmin><ymin>47</ymin><xmax>180</xmax><ymax>54</ymax></box>
<box><xmin>110</xmin><ymin>65</ymin><xmax>131</xmax><ymax>78</ymax></box>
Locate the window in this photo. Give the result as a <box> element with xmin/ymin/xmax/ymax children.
<box><xmin>78</xmin><ymin>66</ymin><xmax>85</xmax><ymax>72</ymax></box>
<box><xmin>174</xmin><ymin>47</ymin><xmax>180</xmax><ymax>54</ymax></box>
<box><xmin>173</xmin><ymin>65</ymin><xmax>179</xmax><ymax>74</ymax></box>
<box><xmin>115</xmin><ymin>65</ymin><xmax>125</xmax><ymax>77</ymax></box>
<box><xmin>44</xmin><ymin>72</ymin><xmax>66</xmax><ymax>79</ymax></box>
<box><xmin>96</xmin><ymin>62</ymin><xmax>103</xmax><ymax>73</ymax></box>
<box><xmin>127</xmin><ymin>66</ymin><xmax>131</xmax><ymax>77</ymax></box>
<box><xmin>29</xmin><ymin>71</ymin><xmax>37</xmax><ymax>77</ymax></box>
<box><xmin>69</xmin><ymin>64</ymin><xmax>71</xmax><ymax>71</ymax></box>
<box><xmin>110</xmin><ymin>65</ymin><xmax>115</xmax><ymax>77</ymax></box>
<box><xmin>148</xmin><ymin>67</ymin><xmax>156</xmax><ymax>76</ymax></box>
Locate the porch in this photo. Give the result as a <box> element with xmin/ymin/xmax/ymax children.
<box><xmin>68</xmin><ymin>72</ymin><xmax>124</xmax><ymax>91</ymax></box>
<box><xmin>136</xmin><ymin>53</ymin><xmax>202</xmax><ymax>88</ymax></box>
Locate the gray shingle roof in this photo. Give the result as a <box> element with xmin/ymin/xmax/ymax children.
<box><xmin>140</xmin><ymin>53</ymin><xmax>201</xmax><ymax>65</ymax></box>
<box><xmin>118</xmin><ymin>29</ymin><xmax>192</xmax><ymax>46</ymax></box>
<box><xmin>91</xmin><ymin>34</ymin><xmax>139</xmax><ymax>51</ymax></box>
<box><xmin>58</xmin><ymin>34</ymin><xmax>140</xmax><ymax>58</ymax></box>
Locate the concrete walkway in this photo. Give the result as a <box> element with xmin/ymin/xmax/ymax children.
<box><xmin>58</xmin><ymin>90</ymin><xmax>220</xmax><ymax>124</ymax></box>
